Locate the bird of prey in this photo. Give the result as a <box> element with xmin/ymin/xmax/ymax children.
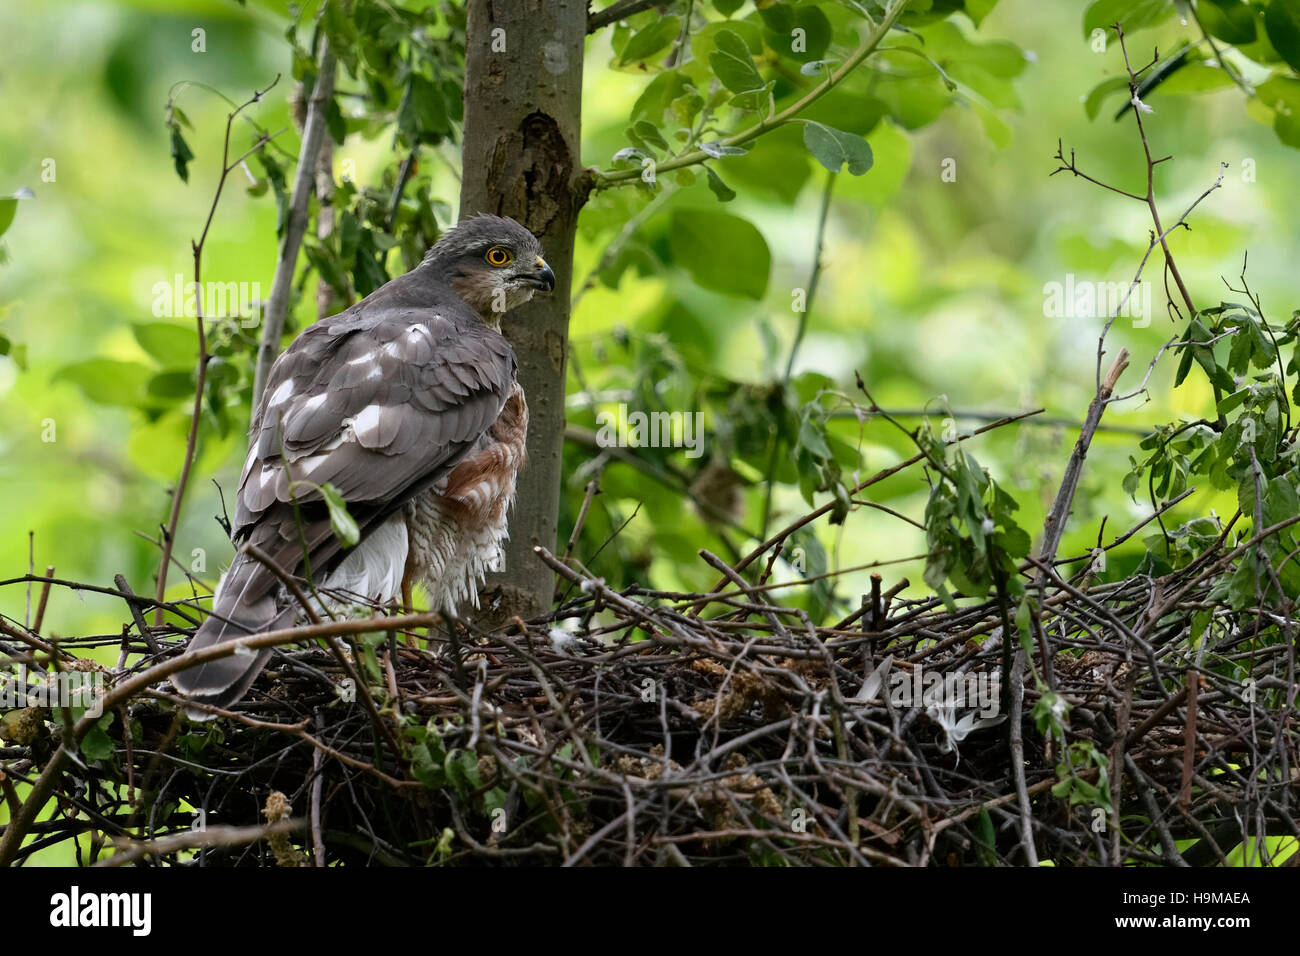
<box><xmin>172</xmin><ymin>214</ymin><xmax>554</xmax><ymax>714</ymax></box>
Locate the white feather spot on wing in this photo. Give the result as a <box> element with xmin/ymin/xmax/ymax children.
<box><xmin>320</xmin><ymin>423</ymin><xmax>356</xmax><ymax>452</ymax></box>
<box><xmin>347</xmin><ymin>350</ymin><xmax>377</xmax><ymax>366</ymax></box>
<box><xmin>297</xmin><ymin>453</ymin><xmax>330</xmax><ymax>476</ymax></box>
<box><xmin>352</xmin><ymin>404</ymin><xmax>385</xmax><ymax>445</ymax></box>
<box><xmin>268</xmin><ymin>379</ymin><xmax>295</xmax><ymax>407</ymax></box>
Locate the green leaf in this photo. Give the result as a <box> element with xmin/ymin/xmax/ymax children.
<box><xmin>1151</xmin><ymin>63</ymin><xmax>1236</xmax><ymax>95</ymax></box>
<box><xmin>1265</xmin><ymin>0</ymin><xmax>1300</xmax><ymax>72</ymax></box>
<box><xmin>802</xmin><ymin>121</ymin><xmax>874</xmax><ymax>175</ymax></box>
<box><xmin>709</xmin><ymin>28</ymin><xmax>764</xmax><ymax>93</ymax></box>
<box><xmin>965</xmin><ymin>0</ymin><xmax>999</xmax><ymax>27</ymax></box>
<box><xmin>620</xmin><ymin>17</ymin><xmax>681</xmax><ymax>64</ymax></box>
<box><xmin>632</xmin><ymin>120</ymin><xmax>669</xmax><ymax>152</ymax></box>
<box><xmin>444</xmin><ymin>748</ymin><xmax>480</xmax><ymax>795</ymax></box>
<box><xmin>668</xmin><ymin>209</ymin><xmax>770</xmax><ymax>299</ymax></box>
<box><xmin>1199</xmin><ymin>0</ymin><xmax>1257</xmax><ymax>44</ymax></box>
<box><xmin>1174</xmin><ymin>332</ymin><xmax>1196</xmax><ymax>387</ymax></box>
<box><xmin>321</xmin><ymin>0</ymin><xmax>359</xmax><ymax>73</ymax></box>
<box><xmin>1263</xmin><ymin>475</ymin><xmax>1300</xmax><ymax>529</ymax></box>
<box><xmin>1222</xmin><ymin>553</ymin><xmax>1263</xmax><ymax>609</ymax></box>
<box><xmin>1257</xmin><ymin>74</ymin><xmax>1300</xmax><ymax>146</ymax></box>
<box><xmin>133</xmin><ymin>322</ymin><xmax>198</xmax><ymax>368</ymax></box>
<box><xmin>764</xmin><ymin>5</ymin><xmax>831</xmax><ymax>62</ymax></box>
<box><xmin>80</xmin><ymin>712</ymin><xmax>116</xmax><ymax>762</ymax></box>
<box><xmin>320</xmin><ymin>482</ymin><xmax>360</xmax><ymax>547</ymax></box>
<box><xmin>797</xmin><ymin>413</ymin><xmax>833</xmax><ymax>458</ymax></box>
<box><xmin>53</xmin><ymin>359</ymin><xmax>153</xmax><ymax>406</ymax></box>
<box><xmin>973</xmin><ymin>805</ymin><xmax>997</xmax><ymax>862</ymax></box>
<box><xmin>146</xmin><ymin>369</ymin><xmax>198</xmax><ymax>398</ymax></box>
<box><xmin>1257</xmin><ymin>74</ymin><xmax>1300</xmax><ymax>115</ymax></box>
<box><xmin>1216</xmin><ymin>386</ymin><xmax>1252</xmax><ymax>416</ymax></box>
<box><xmin>397</xmin><ymin>74</ymin><xmax>448</xmax><ymax>145</ymax></box>
<box><xmin>1082</xmin><ymin>0</ymin><xmax>1174</xmax><ymax>38</ymax></box>
<box><xmin>304</xmin><ymin>241</ymin><xmax>348</xmax><ymax>294</ymax></box>
<box><xmin>352</xmin><ymin>229</ymin><xmax>390</xmax><ymax>297</ymax></box>
<box><xmin>704</xmin><ymin>166</ymin><xmax>736</xmax><ymax>201</ymax></box>
<box><xmin>325</xmin><ymin>95</ymin><xmax>347</xmax><ymax>144</ymax></box>
<box><xmin>0</xmin><ymin>199</ymin><xmax>16</xmax><ymax>241</ymax></box>
<box><xmin>1083</xmin><ymin>76</ymin><xmax>1129</xmax><ymax>120</ymax></box>
<box><xmin>410</xmin><ymin>740</ymin><xmax>446</xmax><ymax>788</ymax></box>
<box><xmin>757</xmin><ymin>4</ymin><xmax>794</xmax><ymax>33</ymax></box>
<box><xmin>835</xmin><ymin>119</ymin><xmax>911</xmax><ymax>207</ymax></box>
<box><xmin>169</xmin><ymin>124</ymin><xmax>194</xmax><ymax>183</ymax></box>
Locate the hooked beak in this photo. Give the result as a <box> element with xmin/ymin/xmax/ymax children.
<box><xmin>526</xmin><ymin>256</ymin><xmax>556</xmax><ymax>294</ymax></box>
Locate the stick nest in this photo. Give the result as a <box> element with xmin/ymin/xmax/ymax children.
<box><xmin>2</xmin><ymin>526</ymin><xmax>1296</xmax><ymax>868</ymax></box>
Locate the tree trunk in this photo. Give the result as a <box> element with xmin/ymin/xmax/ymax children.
<box><xmin>459</xmin><ymin>0</ymin><xmax>590</xmax><ymax>618</ymax></box>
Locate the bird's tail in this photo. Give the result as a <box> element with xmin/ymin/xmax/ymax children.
<box><xmin>171</xmin><ymin>552</ymin><xmax>294</xmax><ymax>720</ymax></box>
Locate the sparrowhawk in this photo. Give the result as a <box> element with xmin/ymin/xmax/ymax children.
<box><xmin>172</xmin><ymin>214</ymin><xmax>554</xmax><ymax>714</ymax></box>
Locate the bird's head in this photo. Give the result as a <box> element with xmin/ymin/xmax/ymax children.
<box><xmin>423</xmin><ymin>214</ymin><xmax>555</xmax><ymax>323</ymax></box>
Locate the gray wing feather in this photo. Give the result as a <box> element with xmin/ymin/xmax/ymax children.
<box><xmin>237</xmin><ymin>303</ymin><xmax>514</xmax><ymax>538</ymax></box>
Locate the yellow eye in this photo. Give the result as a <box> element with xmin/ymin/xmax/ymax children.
<box><xmin>486</xmin><ymin>246</ymin><xmax>512</xmax><ymax>267</ymax></box>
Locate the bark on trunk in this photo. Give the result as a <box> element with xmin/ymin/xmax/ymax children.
<box><xmin>459</xmin><ymin>0</ymin><xmax>590</xmax><ymax>618</ymax></box>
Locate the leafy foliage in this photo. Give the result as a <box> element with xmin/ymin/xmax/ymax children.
<box><xmin>1082</xmin><ymin>0</ymin><xmax>1300</xmax><ymax>152</ymax></box>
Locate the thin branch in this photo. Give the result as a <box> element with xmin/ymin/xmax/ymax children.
<box><xmin>1050</xmin><ymin>138</ymin><xmax>1145</xmax><ymax>202</ymax></box>
<box><xmin>1038</xmin><ymin>350</ymin><xmax>1130</xmax><ymax>573</ymax></box>
<box><xmin>591</xmin><ymin>0</ymin><xmax>910</xmax><ymax>187</ymax></box>
<box><xmin>96</xmin><ymin>820</ymin><xmax>303</xmax><ymax>866</ymax></box>
<box><xmin>253</xmin><ymin>37</ymin><xmax>337</xmax><ymax>406</ymax></box>
<box><xmin>588</xmin><ymin>0</ymin><xmax>664</xmax><ymax>33</ymax></box>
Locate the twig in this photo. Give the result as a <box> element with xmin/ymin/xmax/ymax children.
<box><xmin>31</xmin><ymin>566</ymin><xmax>54</xmax><ymax>635</ymax></box>
<box><xmin>96</xmin><ymin>820</ymin><xmax>303</xmax><ymax>866</ymax></box>
<box><xmin>1038</xmin><ymin>350</ymin><xmax>1130</xmax><ymax>572</ymax></box>
<box><xmin>114</xmin><ymin>574</ymin><xmax>162</xmax><ymax>655</ymax></box>
<box><xmin>588</xmin><ymin>0</ymin><xmax>664</xmax><ymax>32</ymax></box>
<box><xmin>253</xmin><ymin>38</ymin><xmax>337</xmax><ymax>405</ymax></box>
<box><xmin>593</xmin><ymin>0</ymin><xmax>910</xmax><ymax>187</ymax></box>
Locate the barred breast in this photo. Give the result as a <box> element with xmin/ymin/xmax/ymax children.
<box><xmin>404</xmin><ymin>382</ymin><xmax>528</xmax><ymax>614</ymax></box>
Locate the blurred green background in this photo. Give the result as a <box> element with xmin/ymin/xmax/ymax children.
<box><xmin>0</xmin><ymin>0</ymin><xmax>1296</xmax><ymax>645</ymax></box>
